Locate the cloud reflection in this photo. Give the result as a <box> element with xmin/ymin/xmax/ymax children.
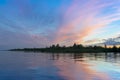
<box><xmin>54</xmin><ymin>54</ymin><xmax>110</xmax><ymax>80</ymax></box>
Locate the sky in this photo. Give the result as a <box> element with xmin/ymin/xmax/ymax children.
<box><xmin>0</xmin><ymin>0</ymin><xmax>120</xmax><ymax>49</ymax></box>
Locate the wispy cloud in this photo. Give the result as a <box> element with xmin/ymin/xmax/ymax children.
<box><xmin>0</xmin><ymin>0</ymin><xmax>120</xmax><ymax>49</ymax></box>
<box><xmin>54</xmin><ymin>0</ymin><xmax>120</xmax><ymax>45</ymax></box>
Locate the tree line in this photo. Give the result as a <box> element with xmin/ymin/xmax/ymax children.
<box><xmin>10</xmin><ymin>43</ymin><xmax>120</xmax><ymax>53</ymax></box>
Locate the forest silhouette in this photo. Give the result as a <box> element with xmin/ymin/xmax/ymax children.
<box><xmin>10</xmin><ymin>43</ymin><xmax>120</xmax><ymax>53</ymax></box>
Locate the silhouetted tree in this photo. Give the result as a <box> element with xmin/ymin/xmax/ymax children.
<box><xmin>93</xmin><ymin>46</ymin><xmax>97</xmax><ymax>49</ymax></box>
<box><xmin>104</xmin><ymin>44</ymin><xmax>107</xmax><ymax>49</ymax></box>
<box><xmin>73</xmin><ymin>43</ymin><xmax>77</xmax><ymax>47</ymax></box>
<box><xmin>51</xmin><ymin>45</ymin><xmax>56</xmax><ymax>48</ymax></box>
<box><xmin>77</xmin><ymin>44</ymin><xmax>83</xmax><ymax>48</ymax></box>
<box><xmin>112</xmin><ymin>45</ymin><xmax>117</xmax><ymax>52</ymax></box>
<box><xmin>63</xmin><ymin>45</ymin><xmax>66</xmax><ymax>48</ymax></box>
<box><xmin>56</xmin><ymin>44</ymin><xmax>60</xmax><ymax>48</ymax></box>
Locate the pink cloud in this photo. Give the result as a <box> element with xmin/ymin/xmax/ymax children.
<box><xmin>54</xmin><ymin>0</ymin><xmax>120</xmax><ymax>45</ymax></box>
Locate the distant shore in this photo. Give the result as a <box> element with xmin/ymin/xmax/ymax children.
<box><xmin>9</xmin><ymin>44</ymin><xmax>120</xmax><ymax>53</ymax></box>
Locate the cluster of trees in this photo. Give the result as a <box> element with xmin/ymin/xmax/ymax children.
<box><xmin>10</xmin><ymin>43</ymin><xmax>120</xmax><ymax>53</ymax></box>
<box><xmin>41</xmin><ymin>44</ymin><xmax>120</xmax><ymax>53</ymax></box>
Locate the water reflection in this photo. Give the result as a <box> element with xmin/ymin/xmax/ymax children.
<box><xmin>0</xmin><ymin>51</ymin><xmax>120</xmax><ymax>80</ymax></box>
<box><xmin>49</xmin><ymin>53</ymin><xmax>120</xmax><ymax>80</ymax></box>
<box><xmin>49</xmin><ymin>52</ymin><xmax>120</xmax><ymax>63</ymax></box>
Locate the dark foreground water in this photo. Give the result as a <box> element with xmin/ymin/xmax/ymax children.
<box><xmin>0</xmin><ymin>51</ymin><xmax>120</xmax><ymax>80</ymax></box>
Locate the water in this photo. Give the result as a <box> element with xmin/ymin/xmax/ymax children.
<box><xmin>0</xmin><ymin>51</ymin><xmax>120</xmax><ymax>80</ymax></box>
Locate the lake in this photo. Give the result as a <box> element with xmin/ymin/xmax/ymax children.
<box><xmin>0</xmin><ymin>51</ymin><xmax>120</xmax><ymax>80</ymax></box>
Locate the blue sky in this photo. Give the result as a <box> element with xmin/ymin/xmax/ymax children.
<box><xmin>0</xmin><ymin>0</ymin><xmax>120</xmax><ymax>49</ymax></box>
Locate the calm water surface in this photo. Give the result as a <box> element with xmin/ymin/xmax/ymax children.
<box><xmin>0</xmin><ymin>51</ymin><xmax>120</xmax><ymax>80</ymax></box>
